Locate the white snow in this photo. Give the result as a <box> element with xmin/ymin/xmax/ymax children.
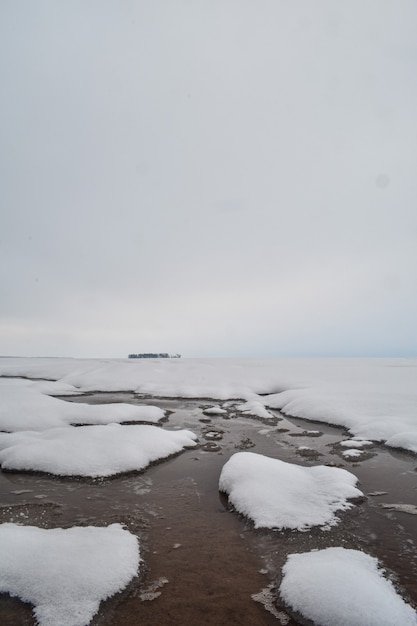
<box><xmin>279</xmin><ymin>547</ymin><xmax>417</xmax><ymax>626</ymax></box>
<box><xmin>342</xmin><ymin>449</ymin><xmax>363</xmax><ymax>458</ymax></box>
<box><xmin>0</xmin><ymin>357</ymin><xmax>416</xmax><ymax>452</ymax></box>
<box><xmin>0</xmin><ymin>424</ymin><xmax>197</xmax><ymax>477</ymax></box>
<box><xmin>235</xmin><ymin>398</ymin><xmax>274</xmax><ymax>419</ymax></box>
<box><xmin>0</xmin><ymin>378</ymin><xmax>165</xmax><ymax>432</ymax></box>
<box><xmin>203</xmin><ymin>406</ymin><xmax>227</xmax><ymax>415</ymax></box>
<box><xmin>340</xmin><ymin>438</ymin><xmax>374</xmax><ymax>448</ymax></box>
<box><xmin>386</xmin><ymin>431</ymin><xmax>417</xmax><ymax>454</ymax></box>
<box><xmin>0</xmin><ymin>357</ymin><xmax>416</xmax><ymax>622</ymax></box>
<box><xmin>32</xmin><ymin>380</ymin><xmax>82</xmax><ymax>396</ymax></box>
<box><xmin>0</xmin><ymin>522</ymin><xmax>140</xmax><ymax>626</ymax></box>
<box><xmin>218</xmin><ymin>451</ymin><xmax>363</xmax><ymax>530</ymax></box>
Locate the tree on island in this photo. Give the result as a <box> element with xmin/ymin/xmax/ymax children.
<box><xmin>128</xmin><ymin>353</ymin><xmax>181</xmax><ymax>359</ymax></box>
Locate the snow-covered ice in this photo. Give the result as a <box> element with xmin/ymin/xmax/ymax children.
<box><xmin>342</xmin><ymin>449</ymin><xmax>363</xmax><ymax>458</ymax></box>
<box><xmin>0</xmin><ymin>357</ymin><xmax>416</xmax><ymax>622</ymax></box>
<box><xmin>0</xmin><ymin>424</ymin><xmax>197</xmax><ymax>477</ymax></box>
<box><xmin>386</xmin><ymin>431</ymin><xmax>417</xmax><ymax>454</ymax></box>
<box><xmin>219</xmin><ymin>452</ymin><xmax>363</xmax><ymax>530</ymax></box>
<box><xmin>0</xmin><ymin>357</ymin><xmax>415</xmax><ymax>453</ymax></box>
<box><xmin>279</xmin><ymin>547</ymin><xmax>417</xmax><ymax>626</ymax></box>
<box><xmin>0</xmin><ymin>378</ymin><xmax>165</xmax><ymax>432</ymax></box>
<box><xmin>203</xmin><ymin>406</ymin><xmax>227</xmax><ymax>415</ymax></box>
<box><xmin>340</xmin><ymin>438</ymin><xmax>374</xmax><ymax>448</ymax></box>
<box><xmin>235</xmin><ymin>398</ymin><xmax>274</xmax><ymax>419</ymax></box>
<box><xmin>0</xmin><ymin>522</ymin><xmax>140</xmax><ymax>626</ymax></box>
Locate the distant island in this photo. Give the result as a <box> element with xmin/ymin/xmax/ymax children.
<box><xmin>128</xmin><ymin>353</ymin><xmax>181</xmax><ymax>359</ymax></box>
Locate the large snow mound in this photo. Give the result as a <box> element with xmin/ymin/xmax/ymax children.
<box><xmin>0</xmin><ymin>522</ymin><xmax>140</xmax><ymax>626</ymax></box>
<box><xmin>279</xmin><ymin>547</ymin><xmax>417</xmax><ymax>626</ymax></box>
<box><xmin>0</xmin><ymin>424</ymin><xmax>197</xmax><ymax>477</ymax></box>
<box><xmin>0</xmin><ymin>379</ymin><xmax>165</xmax><ymax>432</ymax></box>
<box><xmin>219</xmin><ymin>452</ymin><xmax>363</xmax><ymax>530</ymax></box>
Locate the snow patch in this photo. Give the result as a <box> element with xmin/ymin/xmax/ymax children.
<box><xmin>340</xmin><ymin>438</ymin><xmax>374</xmax><ymax>448</ymax></box>
<box><xmin>279</xmin><ymin>547</ymin><xmax>417</xmax><ymax>626</ymax></box>
<box><xmin>0</xmin><ymin>379</ymin><xmax>165</xmax><ymax>432</ymax></box>
<box><xmin>0</xmin><ymin>424</ymin><xmax>197</xmax><ymax>477</ymax></box>
<box><xmin>219</xmin><ymin>452</ymin><xmax>363</xmax><ymax>530</ymax></box>
<box><xmin>203</xmin><ymin>406</ymin><xmax>227</xmax><ymax>415</ymax></box>
<box><xmin>235</xmin><ymin>399</ymin><xmax>273</xmax><ymax>419</ymax></box>
<box><xmin>386</xmin><ymin>431</ymin><xmax>417</xmax><ymax>454</ymax></box>
<box><xmin>0</xmin><ymin>522</ymin><xmax>140</xmax><ymax>626</ymax></box>
<box><xmin>342</xmin><ymin>449</ymin><xmax>363</xmax><ymax>458</ymax></box>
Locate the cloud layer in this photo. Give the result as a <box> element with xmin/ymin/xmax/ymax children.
<box><xmin>1</xmin><ymin>1</ymin><xmax>416</xmax><ymax>357</ymax></box>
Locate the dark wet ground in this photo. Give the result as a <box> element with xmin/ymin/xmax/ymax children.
<box><xmin>0</xmin><ymin>391</ymin><xmax>416</xmax><ymax>625</ymax></box>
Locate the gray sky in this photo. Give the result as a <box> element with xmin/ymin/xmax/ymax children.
<box><xmin>1</xmin><ymin>0</ymin><xmax>417</xmax><ymax>358</ymax></box>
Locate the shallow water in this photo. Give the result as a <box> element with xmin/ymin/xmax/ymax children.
<box><xmin>0</xmin><ymin>391</ymin><xmax>416</xmax><ymax>625</ymax></box>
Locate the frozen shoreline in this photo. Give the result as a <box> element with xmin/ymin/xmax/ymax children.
<box><xmin>0</xmin><ymin>391</ymin><xmax>416</xmax><ymax>624</ymax></box>
<box><xmin>0</xmin><ymin>359</ymin><xmax>416</xmax><ymax>624</ymax></box>
<box><xmin>1</xmin><ymin>357</ymin><xmax>416</xmax><ymax>454</ymax></box>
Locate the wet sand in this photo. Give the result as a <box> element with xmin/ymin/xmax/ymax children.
<box><xmin>0</xmin><ymin>391</ymin><xmax>416</xmax><ymax>625</ymax></box>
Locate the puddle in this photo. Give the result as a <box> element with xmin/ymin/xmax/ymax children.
<box><xmin>0</xmin><ymin>392</ymin><xmax>416</xmax><ymax>624</ymax></box>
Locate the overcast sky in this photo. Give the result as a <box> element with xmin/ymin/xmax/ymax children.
<box><xmin>1</xmin><ymin>1</ymin><xmax>417</xmax><ymax>359</ymax></box>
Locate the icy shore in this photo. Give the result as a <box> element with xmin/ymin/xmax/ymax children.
<box><xmin>1</xmin><ymin>357</ymin><xmax>416</xmax><ymax>453</ymax></box>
